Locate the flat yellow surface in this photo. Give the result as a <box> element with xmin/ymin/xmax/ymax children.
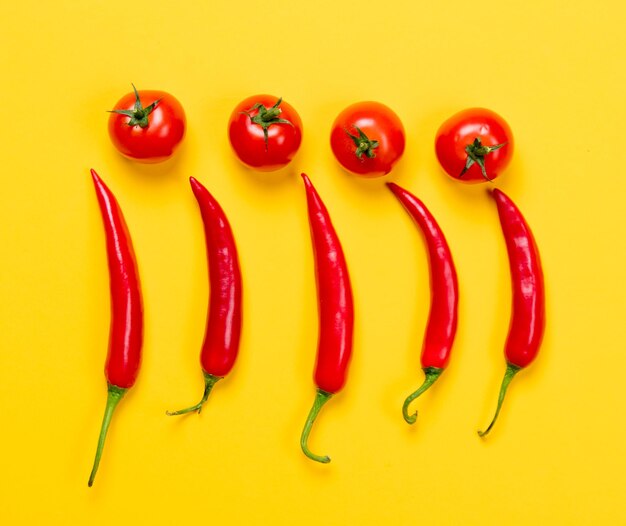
<box><xmin>1</xmin><ymin>1</ymin><xmax>625</xmax><ymax>524</ymax></box>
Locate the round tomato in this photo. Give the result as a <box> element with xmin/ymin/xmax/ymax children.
<box><xmin>435</xmin><ymin>108</ymin><xmax>513</xmax><ymax>183</ymax></box>
<box><xmin>330</xmin><ymin>102</ymin><xmax>405</xmax><ymax>178</ymax></box>
<box><xmin>228</xmin><ymin>95</ymin><xmax>302</xmax><ymax>172</ymax></box>
<box><xmin>108</xmin><ymin>85</ymin><xmax>186</xmax><ymax>164</ymax></box>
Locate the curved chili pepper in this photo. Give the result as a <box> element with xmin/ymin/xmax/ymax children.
<box><xmin>88</xmin><ymin>169</ymin><xmax>143</xmax><ymax>487</ymax></box>
<box><xmin>387</xmin><ymin>183</ymin><xmax>459</xmax><ymax>425</ymax></box>
<box><xmin>167</xmin><ymin>177</ymin><xmax>242</xmax><ymax>416</ymax></box>
<box><xmin>300</xmin><ymin>173</ymin><xmax>354</xmax><ymax>464</ymax></box>
<box><xmin>478</xmin><ymin>188</ymin><xmax>545</xmax><ymax>437</ymax></box>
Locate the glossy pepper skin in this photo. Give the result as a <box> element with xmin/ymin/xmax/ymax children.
<box><xmin>479</xmin><ymin>188</ymin><xmax>545</xmax><ymax>437</ymax></box>
<box><xmin>88</xmin><ymin>169</ymin><xmax>143</xmax><ymax>487</ymax></box>
<box><xmin>167</xmin><ymin>177</ymin><xmax>243</xmax><ymax>416</ymax></box>
<box><xmin>387</xmin><ymin>183</ymin><xmax>459</xmax><ymax>424</ymax></box>
<box><xmin>300</xmin><ymin>173</ymin><xmax>354</xmax><ymax>463</ymax></box>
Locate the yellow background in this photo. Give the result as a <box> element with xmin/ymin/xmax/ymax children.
<box><xmin>1</xmin><ymin>1</ymin><xmax>625</xmax><ymax>524</ymax></box>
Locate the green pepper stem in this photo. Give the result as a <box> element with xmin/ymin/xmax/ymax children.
<box><xmin>166</xmin><ymin>373</ymin><xmax>222</xmax><ymax>416</ymax></box>
<box><xmin>402</xmin><ymin>367</ymin><xmax>443</xmax><ymax>424</ymax></box>
<box><xmin>478</xmin><ymin>363</ymin><xmax>521</xmax><ymax>438</ymax></box>
<box><xmin>88</xmin><ymin>384</ymin><xmax>127</xmax><ymax>487</ymax></box>
<box><xmin>300</xmin><ymin>388</ymin><xmax>333</xmax><ymax>464</ymax></box>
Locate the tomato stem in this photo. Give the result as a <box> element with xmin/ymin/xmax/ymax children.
<box><xmin>460</xmin><ymin>138</ymin><xmax>507</xmax><ymax>181</ymax></box>
<box><xmin>300</xmin><ymin>389</ymin><xmax>333</xmax><ymax>464</ymax></box>
<box><xmin>346</xmin><ymin>126</ymin><xmax>379</xmax><ymax>159</ymax></box>
<box><xmin>478</xmin><ymin>362</ymin><xmax>521</xmax><ymax>438</ymax></box>
<box><xmin>109</xmin><ymin>83</ymin><xmax>160</xmax><ymax>128</ymax></box>
<box><xmin>241</xmin><ymin>97</ymin><xmax>294</xmax><ymax>151</ymax></box>
<box><xmin>402</xmin><ymin>367</ymin><xmax>443</xmax><ymax>424</ymax></box>
<box><xmin>166</xmin><ymin>372</ymin><xmax>222</xmax><ymax>416</ymax></box>
<box><xmin>88</xmin><ymin>384</ymin><xmax>127</xmax><ymax>487</ymax></box>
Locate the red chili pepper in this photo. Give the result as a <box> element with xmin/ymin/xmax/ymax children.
<box><xmin>88</xmin><ymin>169</ymin><xmax>143</xmax><ymax>487</ymax></box>
<box><xmin>167</xmin><ymin>177</ymin><xmax>242</xmax><ymax>416</ymax></box>
<box><xmin>478</xmin><ymin>188</ymin><xmax>545</xmax><ymax>437</ymax></box>
<box><xmin>387</xmin><ymin>183</ymin><xmax>459</xmax><ymax>424</ymax></box>
<box><xmin>300</xmin><ymin>173</ymin><xmax>354</xmax><ymax>463</ymax></box>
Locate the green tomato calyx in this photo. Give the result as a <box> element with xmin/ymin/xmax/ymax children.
<box><xmin>110</xmin><ymin>84</ymin><xmax>160</xmax><ymax>129</ymax></box>
<box><xmin>460</xmin><ymin>137</ymin><xmax>507</xmax><ymax>181</ymax></box>
<box><xmin>346</xmin><ymin>126</ymin><xmax>379</xmax><ymax>159</ymax></box>
<box><xmin>241</xmin><ymin>97</ymin><xmax>294</xmax><ymax>151</ymax></box>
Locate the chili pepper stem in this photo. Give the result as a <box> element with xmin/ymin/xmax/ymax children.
<box><xmin>166</xmin><ymin>373</ymin><xmax>222</xmax><ymax>416</ymax></box>
<box><xmin>88</xmin><ymin>384</ymin><xmax>127</xmax><ymax>487</ymax></box>
<box><xmin>300</xmin><ymin>389</ymin><xmax>333</xmax><ymax>464</ymax></box>
<box><xmin>402</xmin><ymin>367</ymin><xmax>443</xmax><ymax>425</ymax></box>
<box><xmin>478</xmin><ymin>363</ymin><xmax>521</xmax><ymax>438</ymax></box>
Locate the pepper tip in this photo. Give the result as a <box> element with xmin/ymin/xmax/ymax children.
<box><xmin>490</xmin><ymin>187</ymin><xmax>504</xmax><ymax>199</ymax></box>
<box><xmin>301</xmin><ymin>173</ymin><xmax>313</xmax><ymax>189</ymax></box>
<box><xmin>90</xmin><ymin>169</ymin><xmax>105</xmax><ymax>188</ymax></box>
<box><xmin>189</xmin><ymin>176</ymin><xmax>203</xmax><ymax>196</ymax></box>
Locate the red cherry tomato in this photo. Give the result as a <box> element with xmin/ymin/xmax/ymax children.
<box><xmin>228</xmin><ymin>95</ymin><xmax>303</xmax><ymax>172</ymax></box>
<box><xmin>108</xmin><ymin>85</ymin><xmax>186</xmax><ymax>164</ymax></box>
<box><xmin>330</xmin><ymin>101</ymin><xmax>405</xmax><ymax>178</ymax></box>
<box><xmin>435</xmin><ymin>108</ymin><xmax>513</xmax><ymax>183</ymax></box>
